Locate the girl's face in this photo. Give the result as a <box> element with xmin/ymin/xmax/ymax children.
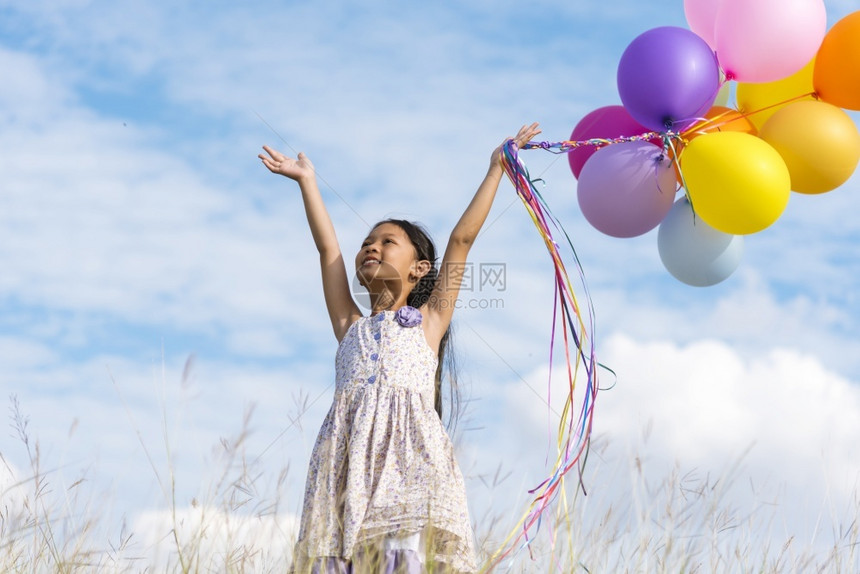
<box><xmin>355</xmin><ymin>223</ymin><xmax>424</xmax><ymax>292</ymax></box>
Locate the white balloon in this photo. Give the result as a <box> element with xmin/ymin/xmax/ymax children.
<box><xmin>714</xmin><ymin>80</ymin><xmax>731</xmax><ymax>107</ymax></box>
<box><xmin>658</xmin><ymin>197</ymin><xmax>744</xmax><ymax>287</ymax></box>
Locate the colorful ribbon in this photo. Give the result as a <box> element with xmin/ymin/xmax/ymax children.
<box><xmin>484</xmin><ymin>140</ymin><xmax>601</xmax><ymax>571</ymax></box>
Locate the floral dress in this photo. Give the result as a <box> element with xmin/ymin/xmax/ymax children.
<box><xmin>290</xmin><ymin>308</ymin><xmax>477</xmax><ymax>573</ymax></box>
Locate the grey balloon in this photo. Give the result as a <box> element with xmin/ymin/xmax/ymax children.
<box><xmin>658</xmin><ymin>197</ymin><xmax>744</xmax><ymax>287</ymax></box>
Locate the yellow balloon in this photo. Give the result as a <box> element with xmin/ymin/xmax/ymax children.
<box><xmin>680</xmin><ymin>132</ymin><xmax>791</xmax><ymax>235</ymax></box>
<box><xmin>759</xmin><ymin>100</ymin><xmax>860</xmax><ymax>194</ymax></box>
<box><xmin>736</xmin><ymin>58</ymin><xmax>815</xmax><ymax>130</ymax></box>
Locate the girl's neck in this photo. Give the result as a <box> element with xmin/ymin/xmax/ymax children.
<box><xmin>367</xmin><ymin>289</ymin><xmax>410</xmax><ymax>315</ymax></box>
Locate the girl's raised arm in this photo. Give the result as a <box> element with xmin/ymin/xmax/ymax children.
<box><xmin>422</xmin><ymin>123</ymin><xmax>541</xmax><ymax>348</ymax></box>
<box><xmin>259</xmin><ymin>146</ymin><xmax>361</xmax><ymax>341</ymax></box>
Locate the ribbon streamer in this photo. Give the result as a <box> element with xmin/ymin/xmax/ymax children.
<box><xmin>484</xmin><ymin>139</ymin><xmax>600</xmax><ymax>571</ymax></box>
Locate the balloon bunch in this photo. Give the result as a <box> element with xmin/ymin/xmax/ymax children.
<box><xmin>553</xmin><ymin>1</ymin><xmax>860</xmax><ymax>287</ymax></box>
<box><xmin>487</xmin><ymin>3</ymin><xmax>860</xmax><ymax>570</ymax></box>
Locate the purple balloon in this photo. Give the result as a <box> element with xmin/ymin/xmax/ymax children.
<box><xmin>567</xmin><ymin>105</ymin><xmax>653</xmax><ymax>179</ymax></box>
<box><xmin>617</xmin><ymin>26</ymin><xmax>720</xmax><ymax>132</ymax></box>
<box><xmin>577</xmin><ymin>141</ymin><xmax>677</xmax><ymax>238</ymax></box>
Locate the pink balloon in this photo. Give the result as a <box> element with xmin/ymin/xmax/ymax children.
<box><xmin>714</xmin><ymin>0</ymin><xmax>826</xmax><ymax>83</ymax></box>
<box><xmin>567</xmin><ymin>106</ymin><xmax>651</xmax><ymax>180</ymax></box>
<box><xmin>577</xmin><ymin>141</ymin><xmax>677</xmax><ymax>238</ymax></box>
<box><xmin>684</xmin><ymin>0</ymin><xmax>722</xmax><ymax>48</ymax></box>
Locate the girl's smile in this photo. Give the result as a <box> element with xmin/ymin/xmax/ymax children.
<box><xmin>354</xmin><ymin>222</ymin><xmax>433</xmax><ymax>312</ymax></box>
<box><xmin>355</xmin><ymin>223</ymin><xmax>415</xmax><ymax>282</ymax></box>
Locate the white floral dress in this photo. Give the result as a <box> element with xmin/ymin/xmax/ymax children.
<box><xmin>291</xmin><ymin>309</ymin><xmax>477</xmax><ymax>573</ymax></box>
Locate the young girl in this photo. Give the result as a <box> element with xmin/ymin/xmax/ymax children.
<box><xmin>259</xmin><ymin>122</ymin><xmax>541</xmax><ymax>573</ymax></box>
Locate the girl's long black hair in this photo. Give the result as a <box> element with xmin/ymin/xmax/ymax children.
<box><xmin>373</xmin><ymin>219</ymin><xmax>461</xmax><ymax>430</ymax></box>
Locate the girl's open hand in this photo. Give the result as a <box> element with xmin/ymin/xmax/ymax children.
<box><xmin>259</xmin><ymin>145</ymin><xmax>315</xmax><ymax>182</ymax></box>
<box><xmin>491</xmin><ymin>122</ymin><xmax>541</xmax><ymax>168</ymax></box>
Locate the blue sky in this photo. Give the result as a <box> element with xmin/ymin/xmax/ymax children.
<box><xmin>2</xmin><ymin>0</ymin><xmax>859</xmax><ymax>569</ymax></box>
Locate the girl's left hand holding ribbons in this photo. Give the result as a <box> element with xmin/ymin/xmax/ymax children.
<box><xmin>490</xmin><ymin>122</ymin><xmax>542</xmax><ymax>169</ymax></box>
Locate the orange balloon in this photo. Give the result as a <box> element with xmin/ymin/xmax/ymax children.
<box><xmin>759</xmin><ymin>100</ymin><xmax>860</xmax><ymax>194</ymax></box>
<box><xmin>814</xmin><ymin>11</ymin><xmax>860</xmax><ymax>110</ymax></box>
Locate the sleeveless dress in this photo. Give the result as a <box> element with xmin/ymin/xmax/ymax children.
<box><xmin>290</xmin><ymin>309</ymin><xmax>477</xmax><ymax>573</ymax></box>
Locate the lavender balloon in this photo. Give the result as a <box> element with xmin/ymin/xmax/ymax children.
<box><xmin>617</xmin><ymin>26</ymin><xmax>720</xmax><ymax>132</ymax></box>
<box><xmin>577</xmin><ymin>141</ymin><xmax>677</xmax><ymax>238</ymax></box>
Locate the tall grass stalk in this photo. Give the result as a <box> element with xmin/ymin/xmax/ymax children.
<box><xmin>3</xmin><ymin>377</ymin><xmax>859</xmax><ymax>572</ymax></box>
<box><xmin>478</xmin><ymin>439</ymin><xmax>859</xmax><ymax>573</ymax></box>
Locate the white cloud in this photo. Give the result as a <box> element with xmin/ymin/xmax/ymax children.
<box><xmin>0</xmin><ymin>52</ymin><xmax>332</xmax><ymax>345</ymax></box>
<box><xmin>477</xmin><ymin>332</ymin><xmax>860</xmax><ymax>566</ymax></box>
<box><xmin>0</xmin><ymin>336</ymin><xmax>59</xmax><ymax>368</ymax></box>
<box><xmin>131</xmin><ymin>506</ymin><xmax>298</xmax><ymax>572</ymax></box>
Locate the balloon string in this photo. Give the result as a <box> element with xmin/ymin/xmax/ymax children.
<box><xmin>527</xmin><ymin>88</ymin><xmax>818</xmax><ymax>158</ymax></box>
<box><xmin>679</xmin><ymin>90</ymin><xmax>816</xmax><ymax>139</ymax></box>
<box><xmin>521</xmin><ymin>131</ymin><xmax>665</xmax><ymax>153</ymax></box>
<box><xmin>681</xmin><ymin>109</ymin><xmax>737</xmax><ymax>137</ymax></box>
<box><xmin>483</xmin><ymin>141</ymin><xmax>599</xmax><ymax>572</ymax></box>
<box><xmin>663</xmin><ymin>136</ymin><xmax>696</xmax><ymax>214</ymax></box>
<box><xmin>733</xmin><ymin>90</ymin><xmax>818</xmax><ymax>124</ymax></box>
